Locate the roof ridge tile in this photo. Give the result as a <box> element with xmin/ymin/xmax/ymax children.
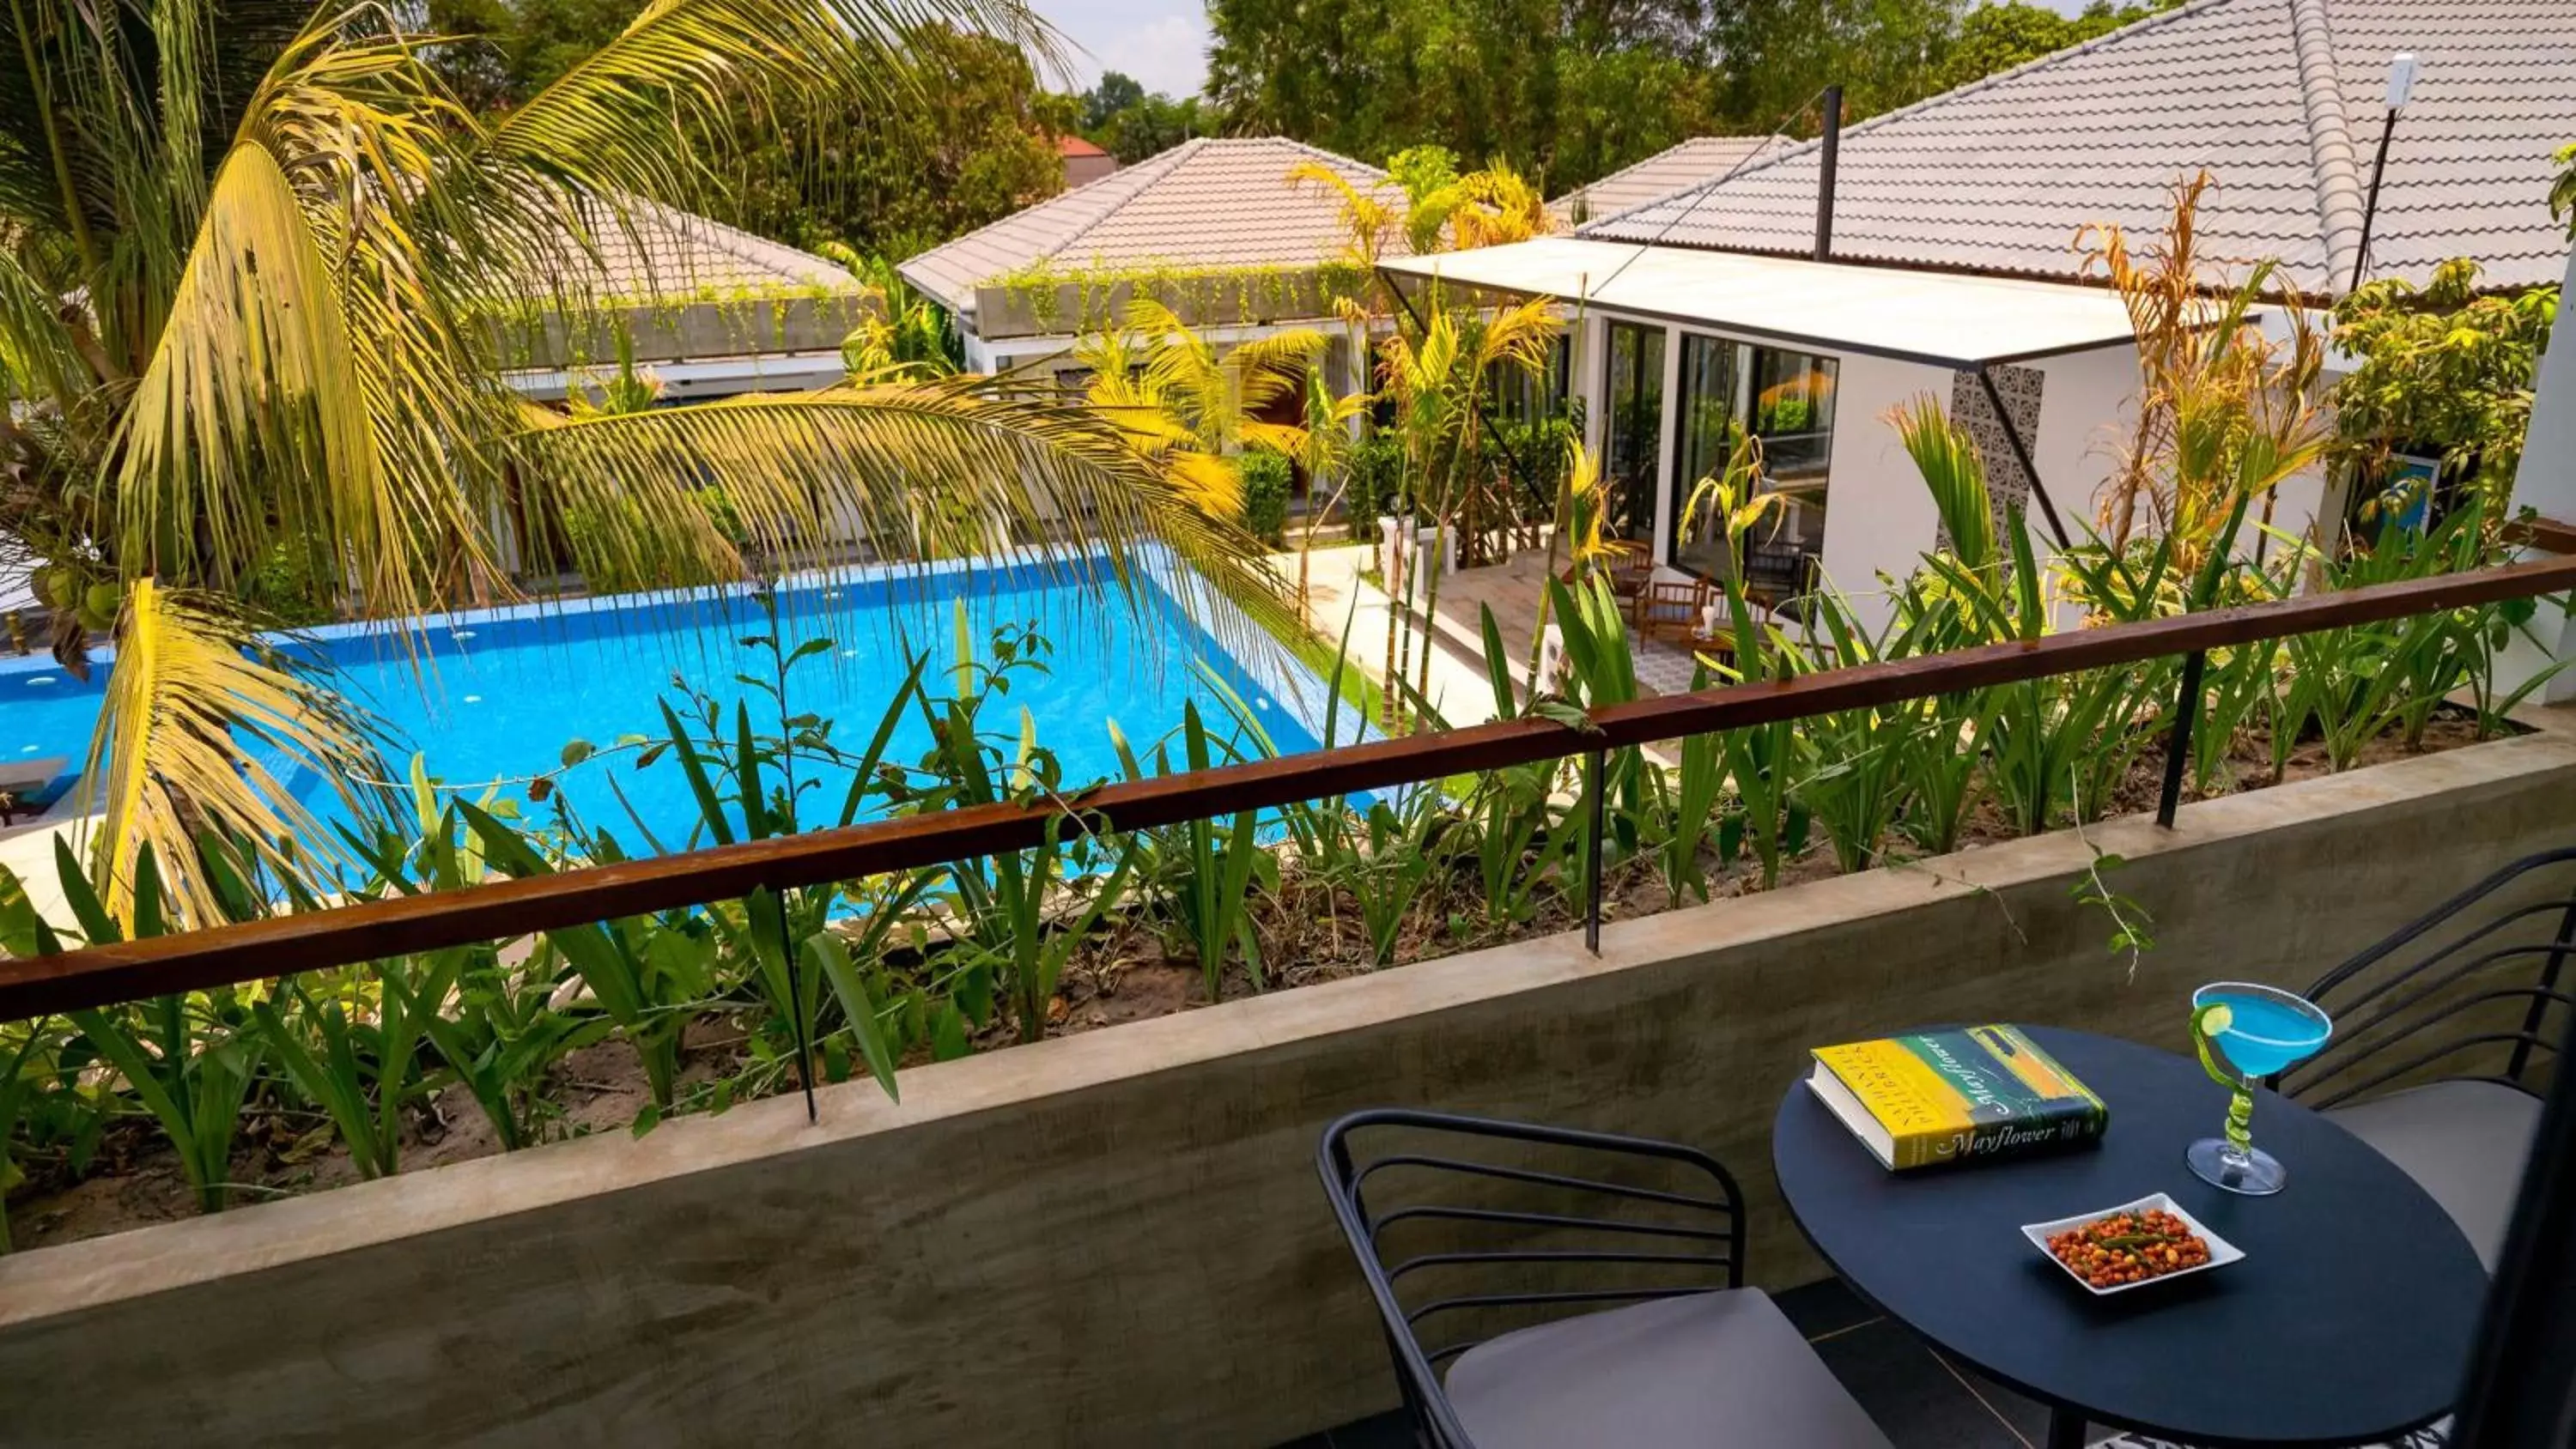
<box><xmin>2287</xmin><ymin>0</ymin><xmax>2367</xmax><ymax>290</ymax></box>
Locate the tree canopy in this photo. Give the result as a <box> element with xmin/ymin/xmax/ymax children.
<box><xmin>1076</xmin><ymin>70</ymin><xmax>1220</xmax><ymax>163</ymax></box>
<box><xmin>427</xmin><ymin>3</ymin><xmax>1072</xmax><ymax>254</ymax></box>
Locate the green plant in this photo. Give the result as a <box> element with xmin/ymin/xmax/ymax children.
<box><xmin>33</xmin><ymin>844</ymin><xmax>268</xmax><ymax>1214</ymax></box>
<box><xmin>1346</xmin><ymin>434</ymin><xmax>1404</xmax><ymax>532</ymax></box>
<box><xmin>2070</xmin><ymin>835</ymin><xmax>2156</xmax><ymax>981</ymax></box>
<box><xmin>2331</xmin><ymin>258</ymin><xmax>2556</xmax><ymax>506</ymax></box>
<box><xmin>1923</xmin><ymin>515</ymin><xmax>2163</xmax><ymax>836</ymax></box>
<box><xmin>1241</xmin><ymin>447</ymin><xmax>1294</xmax><ymax>547</ymax></box>
<box><xmin>1160</xmin><ymin>703</ymin><xmax>1277</xmax><ymax>998</ymax></box>
<box><xmin>1787</xmin><ymin>598</ymin><xmax>1919</xmax><ymax>875</ymax></box>
<box><xmin>6</xmin><ymin>0</ymin><xmax>1283</xmax><ymax>928</ymax></box>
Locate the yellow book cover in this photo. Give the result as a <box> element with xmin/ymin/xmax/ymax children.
<box><xmin>1808</xmin><ymin>1025</ymin><xmax>2106</xmax><ymax>1171</ymax></box>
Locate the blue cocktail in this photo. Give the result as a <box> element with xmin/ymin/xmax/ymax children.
<box><xmin>2187</xmin><ymin>982</ymin><xmax>2333</xmax><ymax>1196</ymax></box>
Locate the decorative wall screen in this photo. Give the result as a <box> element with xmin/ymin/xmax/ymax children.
<box><xmin>1942</xmin><ymin>366</ymin><xmax>2044</xmax><ymax>547</ymax></box>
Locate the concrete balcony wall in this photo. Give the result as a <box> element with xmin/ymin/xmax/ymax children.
<box><xmin>3</xmin><ymin>726</ymin><xmax>2572</xmax><ymax>1446</ymax></box>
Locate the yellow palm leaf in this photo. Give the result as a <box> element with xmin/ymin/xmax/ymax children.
<box><xmin>510</xmin><ymin>376</ymin><xmax>1293</xmax><ymax>648</ymax></box>
<box><xmin>81</xmin><ymin>580</ymin><xmax>382</xmax><ymax>929</ymax></box>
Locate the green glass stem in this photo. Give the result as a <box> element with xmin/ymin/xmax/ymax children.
<box><xmin>2191</xmin><ymin>1002</ymin><xmax>2258</xmax><ymax>1167</ymax></box>
<box><xmin>2223</xmin><ymin>1082</ymin><xmax>2256</xmax><ymax>1162</ymax></box>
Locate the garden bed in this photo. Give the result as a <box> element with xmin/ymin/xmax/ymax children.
<box><xmin>0</xmin><ymin>702</ymin><xmax>2512</xmax><ymax>1250</ymax></box>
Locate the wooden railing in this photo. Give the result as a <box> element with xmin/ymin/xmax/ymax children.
<box><xmin>4</xmin><ymin>550</ymin><xmax>2575</xmax><ymax>1022</ymax></box>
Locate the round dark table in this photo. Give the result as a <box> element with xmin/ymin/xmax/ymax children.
<box><xmin>1772</xmin><ymin>1027</ymin><xmax>2487</xmax><ymax>1449</ymax></box>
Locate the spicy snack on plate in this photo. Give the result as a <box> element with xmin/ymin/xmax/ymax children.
<box><xmin>2044</xmin><ymin>1207</ymin><xmax>2213</xmax><ymax>1288</ymax></box>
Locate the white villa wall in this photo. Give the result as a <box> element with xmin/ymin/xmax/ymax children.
<box><xmin>2502</xmin><ymin>242</ymin><xmax>2576</xmax><ymax>705</ymax></box>
<box><xmin>2026</xmin><ymin>346</ymin><xmax>2134</xmax><ymax>542</ymax></box>
<box><xmin>1815</xmin><ymin>354</ymin><xmax>1952</xmax><ymax>630</ymax></box>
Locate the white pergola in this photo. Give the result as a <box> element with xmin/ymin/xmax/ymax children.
<box><xmin>1377</xmin><ymin>236</ymin><xmax>2160</xmax><ymax>371</ymax></box>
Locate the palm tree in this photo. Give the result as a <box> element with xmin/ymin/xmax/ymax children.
<box><xmin>0</xmin><ymin>0</ymin><xmax>1276</xmax><ymax>926</ymax></box>
<box><xmin>1376</xmin><ymin>291</ymin><xmax>1559</xmax><ymax>723</ymax></box>
<box><xmin>1073</xmin><ymin>299</ymin><xmax>1324</xmax><ymax>524</ymax></box>
<box><xmin>1291</xmin><ymin>364</ymin><xmax>1368</xmax><ymax>609</ymax></box>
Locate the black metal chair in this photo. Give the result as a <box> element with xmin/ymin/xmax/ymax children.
<box><xmin>1315</xmin><ymin>1108</ymin><xmax>1892</xmax><ymax>1449</ymax></box>
<box><xmin>2281</xmin><ymin>846</ymin><xmax>2576</xmax><ymax>1271</ymax></box>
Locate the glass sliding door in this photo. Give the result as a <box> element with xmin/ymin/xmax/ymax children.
<box><xmin>1656</xmin><ymin>331</ymin><xmax>1841</xmax><ymax>598</ymax></box>
<box><xmin>1668</xmin><ymin>334</ymin><xmax>1742</xmax><ymax>580</ymax></box>
<box><xmin>1601</xmin><ymin>322</ymin><xmax>1664</xmax><ymax>546</ymax></box>
<box><xmin>1745</xmin><ymin>348</ymin><xmax>1837</xmax><ymax>597</ymax></box>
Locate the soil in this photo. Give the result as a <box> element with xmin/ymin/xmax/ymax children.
<box><xmin>3</xmin><ymin>707</ymin><xmax>2517</xmax><ymax>1252</ymax></box>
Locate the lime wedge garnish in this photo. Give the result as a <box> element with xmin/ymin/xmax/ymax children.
<box><xmin>2198</xmin><ymin>1003</ymin><xmax>2233</xmax><ymax>1035</ymax></box>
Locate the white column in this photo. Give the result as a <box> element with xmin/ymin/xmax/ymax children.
<box><xmin>1650</xmin><ymin>324</ymin><xmax>1684</xmax><ymax>569</ymax></box>
<box><xmin>2503</xmin><ymin>243</ymin><xmax>2576</xmax><ymax>705</ymax></box>
<box><xmin>1576</xmin><ymin>313</ymin><xmax>1608</xmax><ymax>464</ymax></box>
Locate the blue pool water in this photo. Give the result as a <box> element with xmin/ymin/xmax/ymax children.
<box><xmin>0</xmin><ymin>553</ymin><xmax>1353</xmax><ymax>853</ymax></box>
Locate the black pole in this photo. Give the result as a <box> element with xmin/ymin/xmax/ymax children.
<box><xmin>762</xmin><ymin>887</ymin><xmax>819</xmax><ymax>1125</ymax></box>
<box><xmin>2156</xmin><ymin>650</ymin><xmax>2207</xmax><ymax>829</ymax></box>
<box><xmin>1583</xmin><ymin>747</ymin><xmax>1607</xmax><ymax>955</ymax></box>
<box><xmin>2349</xmin><ymin>107</ymin><xmax>2399</xmax><ymax>295</ymax></box>
<box><xmin>1973</xmin><ymin>367</ymin><xmax>2074</xmax><ymax>550</ymax></box>
<box><xmin>1814</xmin><ymin>85</ymin><xmax>1842</xmax><ymax>263</ymax></box>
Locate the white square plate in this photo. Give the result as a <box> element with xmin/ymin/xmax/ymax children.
<box><xmin>2021</xmin><ymin>1191</ymin><xmax>2245</xmax><ymax>1296</ymax></box>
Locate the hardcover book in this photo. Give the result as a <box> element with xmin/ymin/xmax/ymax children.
<box><xmin>1807</xmin><ymin>1025</ymin><xmax>2107</xmax><ymax>1172</ymax></box>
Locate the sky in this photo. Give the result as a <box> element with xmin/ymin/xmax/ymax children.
<box><xmin>1031</xmin><ymin>0</ymin><xmax>1212</xmax><ymax>100</ymax></box>
<box><xmin>1030</xmin><ymin>0</ymin><xmax>2101</xmax><ymax>102</ymax></box>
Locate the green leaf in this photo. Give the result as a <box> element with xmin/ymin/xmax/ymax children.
<box><xmin>656</xmin><ymin>700</ymin><xmax>735</xmax><ymax>847</ymax></box>
<box><xmin>929</xmin><ymin>1003</ymin><xmax>971</xmax><ymax>1062</ymax></box>
<box><xmin>51</xmin><ymin>838</ymin><xmax>118</xmax><ymax>945</ymax></box>
<box><xmin>809</xmin><ymin>933</ymin><xmax>899</xmax><ymax>1100</ymax></box>
<box><xmin>735</xmin><ymin>700</ymin><xmax>771</xmax><ymax>840</ymax></box>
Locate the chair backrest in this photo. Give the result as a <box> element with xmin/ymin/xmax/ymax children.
<box><xmin>1315</xmin><ymin>1109</ymin><xmax>1747</xmax><ymax>1448</ymax></box>
<box><xmin>1641</xmin><ymin>578</ymin><xmax>1707</xmax><ymax>621</ymax></box>
<box><xmin>2282</xmin><ymin>846</ymin><xmax>2576</xmax><ymax>1109</ymax></box>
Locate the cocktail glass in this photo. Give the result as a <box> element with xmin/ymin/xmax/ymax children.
<box><xmin>2186</xmin><ymin>981</ymin><xmax>2332</xmax><ymax>1196</ymax></box>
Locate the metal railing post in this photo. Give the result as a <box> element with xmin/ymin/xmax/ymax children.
<box><xmin>2157</xmin><ymin>651</ymin><xmax>2208</xmax><ymax>829</ymax></box>
<box><xmin>1585</xmin><ymin>748</ymin><xmax>1608</xmax><ymax>956</ymax></box>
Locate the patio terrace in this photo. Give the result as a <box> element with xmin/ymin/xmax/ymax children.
<box><xmin>1293</xmin><ymin>539</ymin><xmax>1717</xmax><ymax>719</ymax></box>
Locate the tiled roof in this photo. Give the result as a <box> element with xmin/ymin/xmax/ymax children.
<box><xmin>1581</xmin><ymin>0</ymin><xmax>2575</xmax><ymax>295</ymax></box>
<box><xmin>1548</xmin><ymin>136</ymin><xmax>1783</xmax><ymax>226</ymax></box>
<box><xmin>899</xmin><ymin>137</ymin><xmax>1404</xmax><ymax>313</ymax></box>
<box><xmin>544</xmin><ymin>197</ymin><xmax>859</xmax><ymax>301</ymax></box>
<box><xmin>1059</xmin><ymin>135</ymin><xmax>1109</xmax><ymax>158</ymax></box>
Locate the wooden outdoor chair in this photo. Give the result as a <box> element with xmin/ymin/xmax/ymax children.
<box><xmin>0</xmin><ymin>755</ymin><xmax>67</xmax><ymax>826</ymax></box>
<box><xmin>1634</xmin><ymin>578</ymin><xmax>1711</xmax><ymax>642</ymax></box>
<box><xmin>1562</xmin><ymin>540</ymin><xmax>1656</xmax><ymax>605</ymax></box>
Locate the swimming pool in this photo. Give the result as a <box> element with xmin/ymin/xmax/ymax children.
<box><xmin>0</xmin><ymin>551</ymin><xmax>1358</xmax><ymax>852</ymax></box>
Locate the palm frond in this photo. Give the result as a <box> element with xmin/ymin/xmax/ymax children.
<box><xmin>80</xmin><ymin>579</ymin><xmax>382</xmax><ymax>928</ymax></box>
<box><xmin>509</xmin><ymin>375</ymin><xmax>1294</xmax><ymax>647</ymax></box>
<box><xmin>1889</xmin><ymin>394</ymin><xmax>1996</xmax><ymax>573</ymax></box>
<box><xmin>110</xmin><ymin>21</ymin><xmax>515</xmax><ymax>615</ymax></box>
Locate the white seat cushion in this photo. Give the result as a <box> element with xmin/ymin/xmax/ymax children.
<box><xmin>1443</xmin><ymin>1288</ymin><xmax>1893</xmax><ymax>1449</ymax></box>
<box><xmin>2326</xmin><ymin>1078</ymin><xmax>2544</xmax><ymax>1272</ymax></box>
